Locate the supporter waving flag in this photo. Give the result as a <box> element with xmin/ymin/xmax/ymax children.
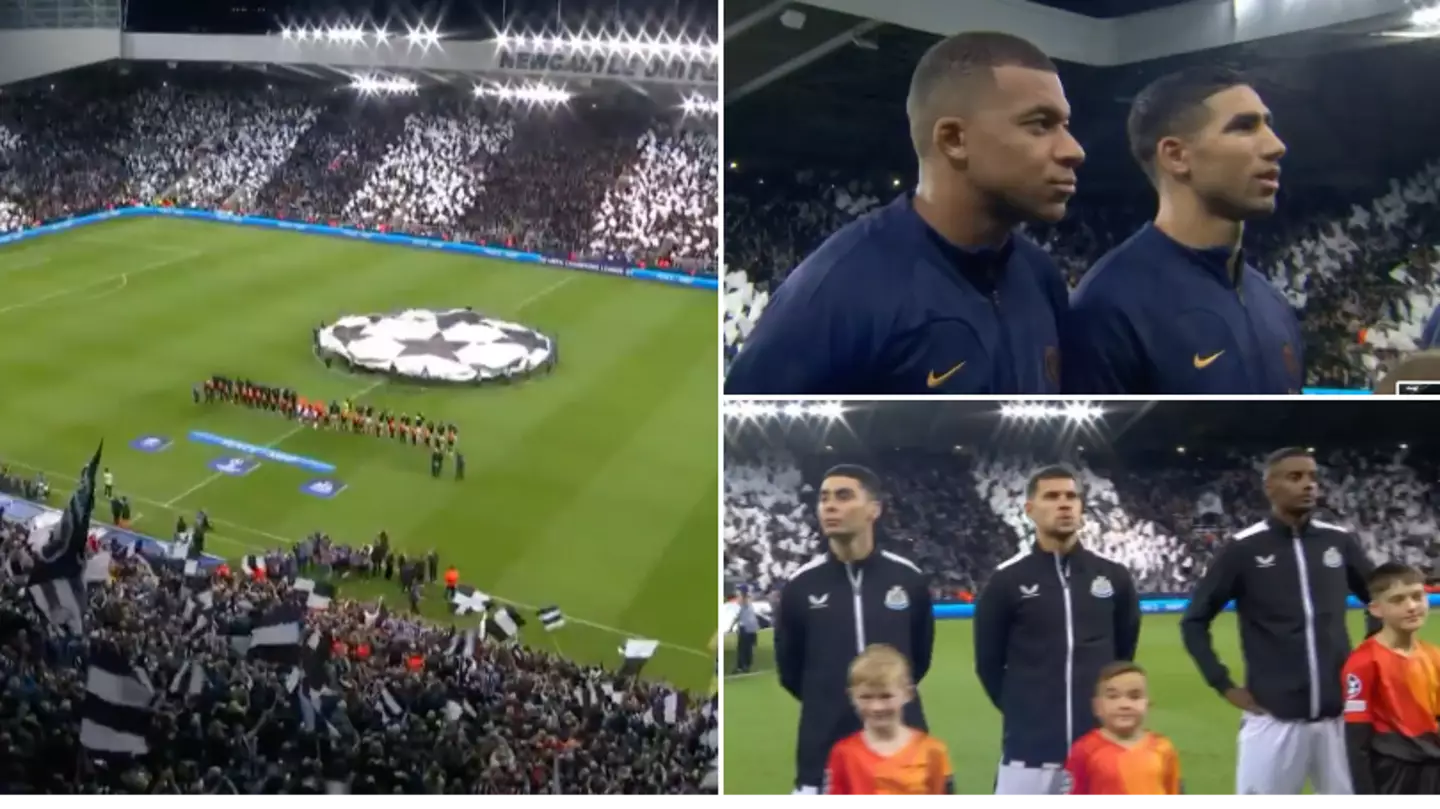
<box><xmin>27</xmin><ymin>441</ymin><xmax>103</xmax><ymax>635</ymax></box>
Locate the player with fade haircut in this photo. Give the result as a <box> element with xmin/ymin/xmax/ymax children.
<box><xmin>1066</xmin><ymin>67</ymin><xmax>1301</xmax><ymax>394</ymax></box>
<box><xmin>1064</xmin><ymin>661</ymin><xmax>1181</xmax><ymax>795</ymax></box>
<box><xmin>824</xmin><ymin>644</ymin><xmax>954</xmax><ymax>794</ymax></box>
<box><xmin>1342</xmin><ymin>562</ymin><xmax>1440</xmax><ymax>794</ymax></box>
<box><xmin>724</xmin><ymin>31</ymin><xmax>1082</xmax><ymax>396</ymax></box>
<box><xmin>775</xmin><ymin>464</ymin><xmax>935</xmax><ymax>793</ymax></box>
<box><xmin>974</xmin><ymin>464</ymin><xmax>1141</xmax><ymax>794</ymax></box>
<box><xmin>1180</xmin><ymin>446</ymin><xmax>1377</xmax><ymax>794</ymax></box>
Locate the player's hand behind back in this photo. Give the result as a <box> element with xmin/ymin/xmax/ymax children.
<box><xmin>1223</xmin><ymin>687</ymin><xmax>1267</xmax><ymax>715</ymax></box>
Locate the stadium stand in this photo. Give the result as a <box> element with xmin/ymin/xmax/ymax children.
<box><xmin>0</xmin><ymin>496</ymin><xmax>717</xmax><ymax>794</ymax></box>
<box><xmin>0</xmin><ymin>70</ymin><xmax>718</xmax><ymax>273</ymax></box>
<box><xmin>724</xmin><ymin>401</ymin><xmax>1440</xmax><ymax>599</ymax></box>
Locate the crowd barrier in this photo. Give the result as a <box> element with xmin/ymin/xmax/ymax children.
<box><xmin>933</xmin><ymin>593</ymin><xmax>1440</xmax><ymax>620</ymax></box>
<box><xmin>0</xmin><ymin>492</ymin><xmax>226</xmax><ymax>569</ymax></box>
<box><xmin>0</xmin><ymin>207</ymin><xmax>719</xmax><ymax>292</ymax></box>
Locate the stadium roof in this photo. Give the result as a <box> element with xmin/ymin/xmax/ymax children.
<box><xmin>726</xmin><ymin>400</ymin><xmax>1440</xmax><ymax>458</ymax></box>
<box><xmin>724</xmin><ymin>0</ymin><xmax>1440</xmax><ymax>192</ymax></box>
<box><xmin>0</xmin><ymin>0</ymin><xmax>718</xmax><ymax>100</ymax></box>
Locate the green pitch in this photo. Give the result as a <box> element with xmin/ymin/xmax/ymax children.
<box><xmin>0</xmin><ymin>216</ymin><xmax>717</xmax><ymax>691</ymax></box>
<box><xmin>723</xmin><ymin>612</ymin><xmax>1440</xmax><ymax>794</ymax></box>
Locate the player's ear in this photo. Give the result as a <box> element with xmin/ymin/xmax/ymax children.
<box><xmin>932</xmin><ymin>116</ymin><xmax>967</xmax><ymax>164</ymax></box>
<box><xmin>1153</xmin><ymin>136</ymin><xmax>1189</xmax><ymax>180</ymax></box>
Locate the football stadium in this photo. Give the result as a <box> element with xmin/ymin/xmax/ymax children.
<box><xmin>723</xmin><ymin>399</ymin><xmax>1440</xmax><ymax>794</ymax></box>
<box><xmin>0</xmin><ymin>0</ymin><xmax>717</xmax><ymax>794</ymax></box>
<box><xmin>724</xmin><ymin>0</ymin><xmax>1440</xmax><ymax>394</ymax></box>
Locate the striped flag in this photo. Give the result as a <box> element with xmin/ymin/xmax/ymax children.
<box><xmin>248</xmin><ymin>603</ymin><xmax>303</xmax><ymax>664</ymax></box>
<box><xmin>306</xmin><ymin>581</ymin><xmax>336</xmax><ymax>611</ymax></box>
<box><xmin>167</xmin><ymin>659</ymin><xmax>206</xmax><ymax>698</ymax></box>
<box><xmin>376</xmin><ymin>686</ymin><xmax>406</xmax><ymax>726</ymax></box>
<box><xmin>538</xmin><ymin>605</ymin><xmax>565</xmax><ymax>631</ymax></box>
<box><xmin>27</xmin><ymin>442</ymin><xmax>103</xmax><ymax>635</ymax></box>
<box><xmin>295</xmin><ymin>577</ymin><xmax>336</xmax><ymax>610</ymax></box>
<box><xmin>80</xmin><ymin>643</ymin><xmax>153</xmax><ymax>754</ymax></box>
<box><xmin>660</xmin><ymin>690</ymin><xmax>688</xmax><ymax>724</ymax></box>
<box><xmin>483</xmin><ymin>605</ymin><xmax>522</xmax><ymax>642</ymax></box>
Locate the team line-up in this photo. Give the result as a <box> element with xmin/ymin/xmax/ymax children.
<box><xmin>757</xmin><ymin>450</ymin><xmax>1440</xmax><ymax>795</ymax></box>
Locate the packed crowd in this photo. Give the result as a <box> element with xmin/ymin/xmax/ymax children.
<box><xmin>0</xmin><ymin>74</ymin><xmax>717</xmax><ymax>270</ymax></box>
<box><xmin>722</xmin><ymin>159</ymin><xmax>1440</xmax><ymax>388</ymax></box>
<box><xmin>724</xmin><ymin>447</ymin><xmax>1440</xmax><ymax>597</ymax></box>
<box><xmin>343</xmin><ymin>106</ymin><xmax>514</xmax><ymax>232</ymax></box>
<box><xmin>588</xmin><ymin>125</ymin><xmax>718</xmax><ymax>264</ymax></box>
<box><xmin>0</xmin><ymin>515</ymin><xmax>716</xmax><ymax>794</ymax></box>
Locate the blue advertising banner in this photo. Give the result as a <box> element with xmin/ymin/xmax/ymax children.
<box><xmin>0</xmin><ymin>206</ymin><xmax>718</xmax><ymax>292</ymax></box>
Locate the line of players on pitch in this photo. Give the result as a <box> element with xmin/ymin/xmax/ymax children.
<box><xmin>194</xmin><ymin>376</ymin><xmax>465</xmax><ymax>475</ymax></box>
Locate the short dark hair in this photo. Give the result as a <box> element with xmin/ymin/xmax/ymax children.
<box><xmin>1094</xmin><ymin>660</ymin><xmax>1146</xmax><ymax>694</ymax></box>
<box><xmin>906</xmin><ymin>31</ymin><xmax>1057</xmax><ymax>156</ymax></box>
<box><xmin>1264</xmin><ymin>446</ymin><xmax>1313</xmax><ymax>473</ymax></box>
<box><xmin>1368</xmin><ymin>562</ymin><xmax>1425</xmax><ymax>596</ymax></box>
<box><xmin>822</xmin><ymin>464</ymin><xmax>882</xmax><ymax>499</ymax></box>
<box><xmin>1127</xmin><ymin>66</ymin><xmax>1249</xmax><ymax>181</ymax></box>
<box><xmin>1026</xmin><ymin>464</ymin><xmax>1078</xmax><ymax>499</ymax></box>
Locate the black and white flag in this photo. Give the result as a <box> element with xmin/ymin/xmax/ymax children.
<box><xmin>376</xmin><ymin>686</ymin><xmax>406</xmax><ymax>726</ymax></box>
<box><xmin>180</xmin><ymin>598</ymin><xmax>212</xmax><ymax>638</ymax></box>
<box><xmin>80</xmin><ymin>643</ymin><xmax>153</xmax><ymax>755</ymax></box>
<box><xmin>27</xmin><ymin>442</ymin><xmax>103</xmax><ymax>634</ymax></box>
<box><xmin>483</xmin><ymin>605</ymin><xmax>522</xmax><ymax>642</ymax></box>
<box><xmin>450</xmin><ymin>584</ymin><xmax>490</xmax><ymax>616</ymax></box>
<box><xmin>182</xmin><ymin>563</ymin><xmax>214</xmax><ymax>613</ymax></box>
<box><xmin>306</xmin><ymin>581</ymin><xmax>336</xmax><ymax>611</ymax></box>
<box><xmin>295</xmin><ymin>577</ymin><xmax>336</xmax><ymax>609</ymax></box>
<box><xmin>538</xmin><ymin>605</ymin><xmax>565</xmax><ymax>632</ymax></box>
<box><xmin>168</xmin><ymin>532</ymin><xmax>194</xmax><ymax>560</ymax></box>
<box><xmin>167</xmin><ymin>659</ymin><xmax>206</xmax><ymax>698</ymax></box>
<box><xmin>446</xmin><ymin>627</ymin><xmax>478</xmax><ymax>659</ymax></box>
<box><xmin>248</xmin><ymin>603</ymin><xmax>303</xmax><ymax>664</ymax></box>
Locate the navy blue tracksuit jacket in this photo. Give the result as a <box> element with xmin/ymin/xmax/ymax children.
<box><xmin>1064</xmin><ymin>223</ymin><xmax>1304</xmax><ymax>394</ymax></box>
<box><xmin>724</xmin><ymin>195</ymin><xmax>1069</xmax><ymax>395</ymax></box>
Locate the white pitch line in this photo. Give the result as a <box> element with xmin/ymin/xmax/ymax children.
<box><xmin>162</xmin><ymin>377</ymin><xmax>388</xmax><ymax>508</ymax></box>
<box><xmin>3</xmin><ymin>456</ymin><xmax>711</xmax><ymax>659</ymax></box>
<box><xmin>512</xmin><ymin>273</ymin><xmax>578</xmax><ymax>310</ymax></box>
<box><xmin>0</xmin><ymin>248</ymin><xmax>200</xmax><ymax>316</ymax></box>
